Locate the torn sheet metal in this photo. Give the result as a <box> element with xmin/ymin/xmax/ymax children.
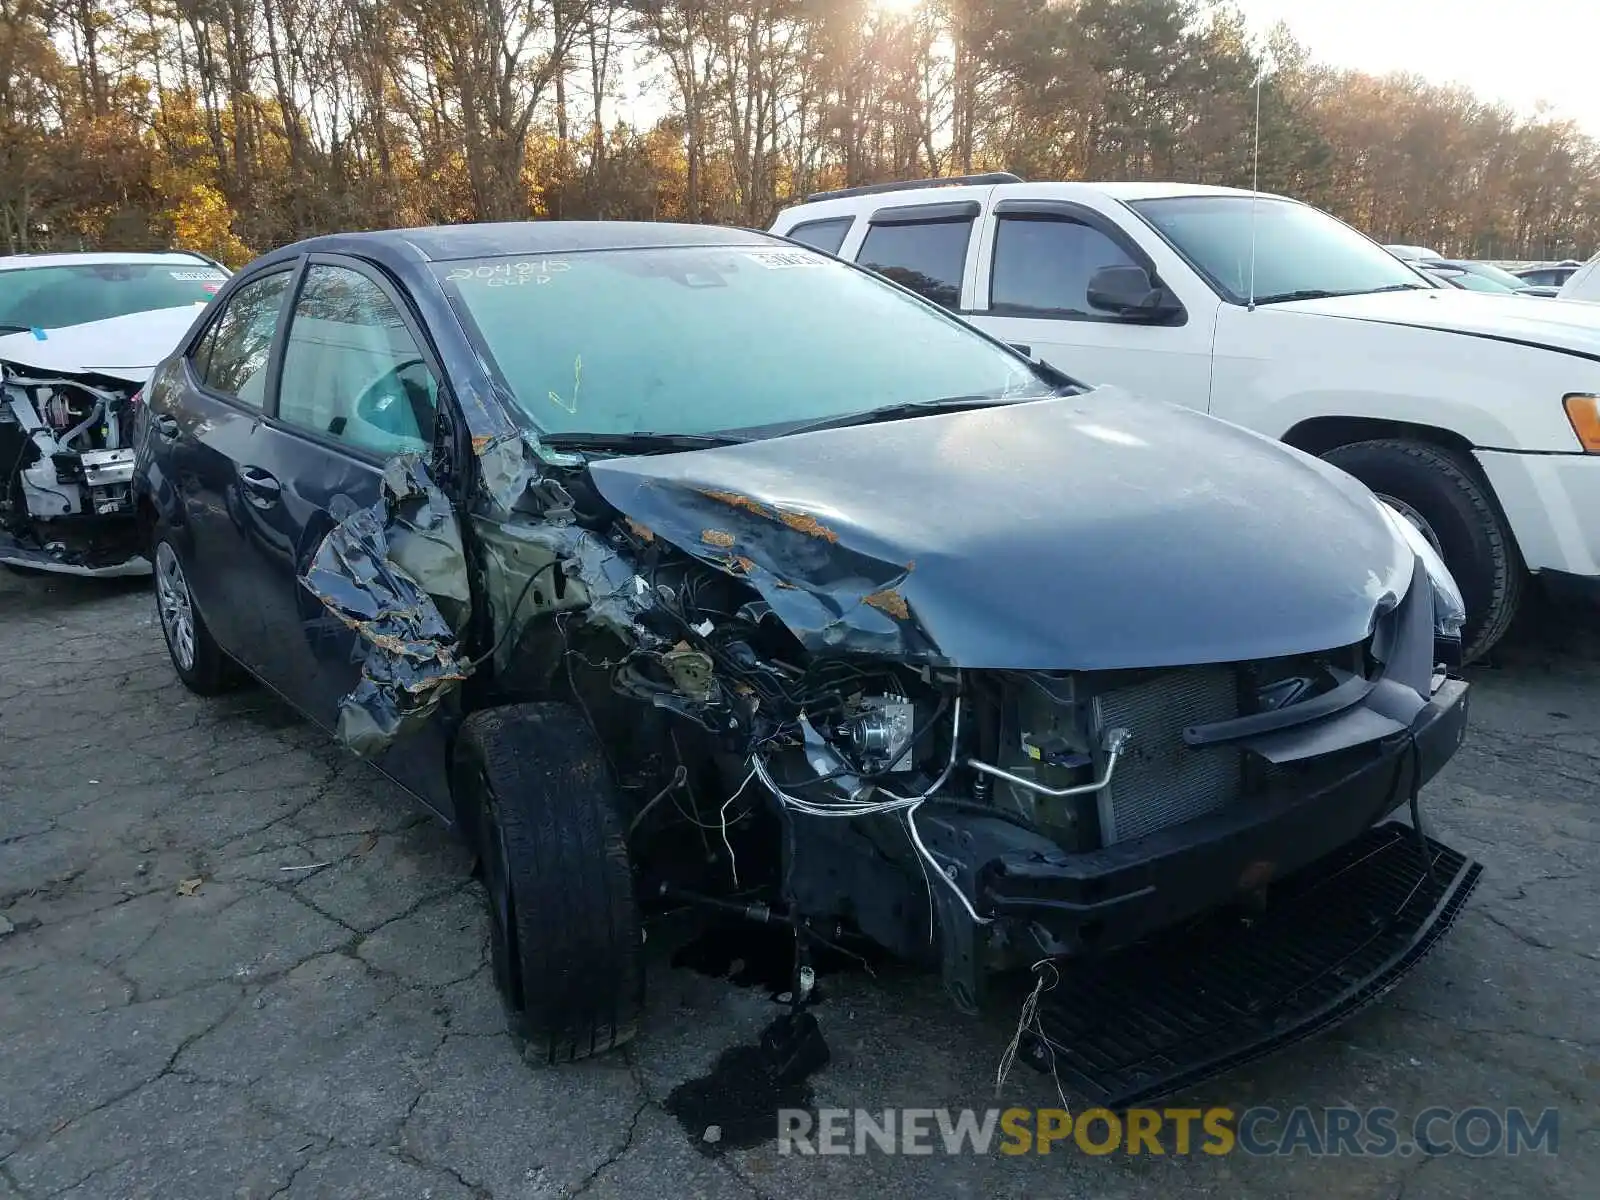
<box><xmin>590</xmin><ymin>474</ymin><xmax>937</xmax><ymax>660</ymax></box>
<box><xmin>300</xmin><ymin>455</ymin><xmax>470</xmax><ymax>756</ymax></box>
<box><xmin>474</xmin><ymin>513</ymin><xmax>655</xmax><ymax>675</ymax></box>
<box><xmin>471</xmin><ymin>430</ymin><xmax>534</xmax><ymax>516</ymax></box>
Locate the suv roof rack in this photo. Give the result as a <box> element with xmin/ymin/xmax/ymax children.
<box><xmin>803</xmin><ymin>172</ymin><xmax>1023</xmax><ymax>204</ymax></box>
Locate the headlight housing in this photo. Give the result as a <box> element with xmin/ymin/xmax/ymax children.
<box><xmin>1378</xmin><ymin>500</ymin><xmax>1466</xmax><ymax>640</ymax></box>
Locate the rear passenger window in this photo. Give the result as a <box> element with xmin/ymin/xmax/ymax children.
<box><xmin>786</xmin><ymin>218</ymin><xmax>853</xmax><ymax>256</ymax></box>
<box><xmin>195</xmin><ymin>270</ymin><xmax>291</xmax><ymax>407</ymax></box>
<box><xmin>858</xmin><ymin>220</ymin><xmax>971</xmax><ymax>309</ymax></box>
<box><xmin>990</xmin><ymin>217</ymin><xmax>1142</xmax><ymax>317</ymax></box>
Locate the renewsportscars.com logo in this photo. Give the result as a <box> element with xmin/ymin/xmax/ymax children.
<box><xmin>777</xmin><ymin>1106</ymin><xmax>1561</xmax><ymax>1157</ymax></box>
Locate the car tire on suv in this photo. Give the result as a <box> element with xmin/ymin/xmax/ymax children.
<box><xmin>453</xmin><ymin>703</ymin><xmax>644</xmax><ymax>1063</ymax></box>
<box><xmin>1322</xmin><ymin>438</ymin><xmax>1523</xmax><ymax>663</ymax></box>
<box><xmin>153</xmin><ymin>532</ymin><xmax>240</xmax><ymax>695</ymax></box>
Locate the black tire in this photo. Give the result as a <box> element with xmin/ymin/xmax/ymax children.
<box><xmin>1322</xmin><ymin>438</ymin><xmax>1523</xmax><ymax>663</ymax></box>
<box><xmin>453</xmin><ymin>703</ymin><xmax>643</xmax><ymax>1062</ymax></box>
<box><xmin>152</xmin><ymin>531</ymin><xmax>239</xmax><ymax>695</ymax></box>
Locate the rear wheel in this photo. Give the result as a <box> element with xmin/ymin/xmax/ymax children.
<box><xmin>153</xmin><ymin>535</ymin><xmax>238</xmax><ymax>694</ymax></box>
<box><xmin>1322</xmin><ymin>438</ymin><xmax>1523</xmax><ymax>662</ymax></box>
<box><xmin>453</xmin><ymin>703</ymin><xmax>643</xmax><ymax>1062</ymax></box>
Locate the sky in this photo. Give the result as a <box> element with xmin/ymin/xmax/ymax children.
<box><xmin>1234</xmin><ymin>0</ymin><xmax>1599</xmax><ymax>135</ymax></box>
<box><xmin>617</xmin><ymin>1</ymin><xmax>1600</xmax><ymax>137</ymax></box>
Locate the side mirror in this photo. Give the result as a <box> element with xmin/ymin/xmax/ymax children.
<box><xmin>1086</xmin><ymin>265</ymin><xmax>1179</xmax><ymax>320</ymax></box>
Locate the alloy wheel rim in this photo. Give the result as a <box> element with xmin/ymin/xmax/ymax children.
<box><xmin>154</xmin><ymin>542</ymin><xmax>197</xmax><ymax>672</ymax></box>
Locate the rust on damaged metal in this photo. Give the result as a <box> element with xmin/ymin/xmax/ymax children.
<box><xmin>863</xmin><ymin>587</ymin><xmax>910</xmax><ymax>621</ymax></box>
<box><xmin>700</xmin><ymin>487</ymin><xmax>839</xmax><ymax>543</ymax></box>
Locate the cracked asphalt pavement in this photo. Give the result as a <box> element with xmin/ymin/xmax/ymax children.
<box><xmin>1</xmin><ymin>568</ymin><xmax>1596</xmax><ymax>1199</ymax></box>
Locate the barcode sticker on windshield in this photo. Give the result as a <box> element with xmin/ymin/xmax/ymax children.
<box><xmin>169</xmin><ymin>269</ymin><xmax>227</xmax><ymax>281</ymax></box>
<box><xmin>744</xmin><ymin>251</ymin><xmax>823</xmax><ymax>269</ymax></box>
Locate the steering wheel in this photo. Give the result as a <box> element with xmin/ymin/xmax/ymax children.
<box><xmin>351</xmin><ymin>357</ymin><xmax>432</xmax><ymax>442</ymax></box>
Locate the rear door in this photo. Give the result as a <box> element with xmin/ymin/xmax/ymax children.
<box><xmin>157</xmin><ymin>266</ymin><xmax>297</xmax><ymax>662</ymax></box>
<box><xmin>851</xmin><ymin>200</ymin><xmax>983</xmax><ymax>315</ymax></box>
<box><xmin>242</xmin><ymin>255</ymin><xmax>456</xmax><ymax>816</ymax></box>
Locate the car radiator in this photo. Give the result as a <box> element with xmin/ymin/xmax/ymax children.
<box><xmin>1093</xmin><ymin>667</ymin><xmax>1244</xmax><ymax>845</ymax></box>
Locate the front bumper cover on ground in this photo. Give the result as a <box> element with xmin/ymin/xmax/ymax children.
<box><xmin>1021</xmin><ymin>821</ymin><xmax>1482</xmax><ymax>1108</ymax></box>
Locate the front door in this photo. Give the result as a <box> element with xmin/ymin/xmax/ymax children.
<box><xmin>243</xmin><ymin>257</ymin><xmax>456</xmax><ymax>817</ymax></box>
<box><xmin>967</xmin><ymin>204</ymin><xmax>1218</xmax><ymax>411</ymax></box>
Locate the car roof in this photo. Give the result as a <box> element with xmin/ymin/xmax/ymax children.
<box><xmin>1065</xmin><ymin>181</ymin><xmax>1275</xmax><ymax>202</ymax></box>
<box><xmin>264</xmin><ymin>221</ymin><xmax>782</xmax><ymax>268</ymax></box>
<box><xmin>0</xmin><ymin>251</ymin><xmax>216</xmax><ymax>273</ymax></box>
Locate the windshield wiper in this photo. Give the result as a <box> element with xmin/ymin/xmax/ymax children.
<box><xmin>1250</xmin><ymin>288</ymin><xmax>1348</xmax><ymax>304</ymax></box>
<box><xmin>1254</xmin><ymin>282</ymin><xmax>1430</xmax><ymax>305</ymax></box>
<box><xmin>0</xmin><ymin>323</ymin><xmax>31</xmax><ymax>334</ymax></box>
<box><xmin>774</xmin><ymin>394</ymin><xmax>1032</xmax><ymax>438</ymax></box>
<box><xmin>1364</xmin><ymin>282</ymin><xmax>1431</xmax><ymax>294</ymax></box>
<box><xmin>539</xmin><ymin>430</ymin><xmax>748</xmax><ymax>454</ymax></box>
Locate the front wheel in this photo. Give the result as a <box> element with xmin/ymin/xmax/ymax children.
<box><xmin>453</xmin><ymin>703</ymin><xmax>644</xmax><ymax>1063</ymax></box>
<box><xmin>1322</xmin><ymin>438</ymin><xmax>1523</xmax><ymax>663</ymax></box>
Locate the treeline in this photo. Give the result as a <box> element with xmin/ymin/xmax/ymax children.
<box><xmin>2</xmin><ymin>0</ymin><xmax>1596</xmax><ymax>264</ymax></box>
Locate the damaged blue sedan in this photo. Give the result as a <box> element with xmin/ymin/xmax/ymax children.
<box><xmin>130</xmin><ymin>222</ymin><xmax>1480</xmax><ymax>1102</ymax></box>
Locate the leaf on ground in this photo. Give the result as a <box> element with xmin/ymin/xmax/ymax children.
<box><xmin>177</xmin><ymin>877</ymin><xmax>204</xmax><ymax>896</ymax></box>
<box><xmin>354</xmin><ymin>833</ymin><xmax>379</xmax><ymax>857</ymax></box>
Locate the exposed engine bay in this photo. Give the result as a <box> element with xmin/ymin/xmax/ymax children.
<box><xmin>0</xmin><ymin>363</ymin><xmax>147</xmax><ymax>575</ymax></box>
<box><xmin>499</xmin><ymin>494</ymin><xmax>1452</xmax><ymax>1012</ymax></box>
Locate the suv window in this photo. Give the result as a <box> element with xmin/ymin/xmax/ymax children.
<box><xmin>277</xmin><ymin>264</ymin><xmax>438</xmax><ymax>455</ymax></box>
<box><xmin>991</xmin><ymin>216</ymin><xmax>1143</xmax><ymax>317</ymax></box>
<box><xmin>785</xmin><ymin>218</ymin><xmax>853</xmax><ymax>256</ymax></box>
<box><xmin>195</xmin><ymin>270</ymin><xmax>291</xmax><ymax>407</ymax></box>
<box><xmin>857</xmin><ymin>219</ymin><xmax>971</xmax><ymax>309</ymax></box>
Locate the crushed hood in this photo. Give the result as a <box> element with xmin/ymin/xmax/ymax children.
<box><xmin>586</xmin><ymin>389</ymin><xmax>1415</xmax><ymax>670</ymax></box>
<box><xmin>0</xmin><ymin>303</ymin><xmax>208</xmax><ymax>383</ymax></box>
<box><xmin>1278</xmin><ymin>288</ymin><xmax>1600</xmax><ymax>359</ymax></box>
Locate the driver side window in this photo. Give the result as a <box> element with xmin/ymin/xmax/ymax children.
<box><xmin>277</xmin><ymin>263</ymin><xmax>438</xmax><ymax>455</ymax></box>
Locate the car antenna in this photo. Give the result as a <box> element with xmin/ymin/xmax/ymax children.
<box><xmin>1247</xmin><ymin>47</ymin><xmax>1273</xmax><ymax>312</ymax></box>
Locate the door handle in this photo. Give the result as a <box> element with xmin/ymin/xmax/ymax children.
<box><xmin>155</xmin><ymin>414</ymin><xmax>182</xmax><ymax>441</ymax></box>
<box><xmin>238</xmin><ymin>466</ymin><xmax>282</xmax><ymax>509</ymax></box>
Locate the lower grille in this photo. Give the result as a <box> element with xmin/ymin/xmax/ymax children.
<box><xmin>1094</xmin><ymin>667</ymin><xmax>1242</xmax><ymax>844</ymax></box>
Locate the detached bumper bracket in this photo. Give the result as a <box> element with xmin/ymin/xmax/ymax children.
<box><xmin>1021</xmin><ymin>822</ymin><xmax>1482</xmax><ymax>1109</ymax></box>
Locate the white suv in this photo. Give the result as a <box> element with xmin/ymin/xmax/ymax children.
<box><xmin>771</xmin><ymin>175</ymin><xmax>1600</xmax><ymax>661</ymax></box>
<box><xmin>1557</xmin><ymin>252</ymin><xmax>1600</xmax><ymax>304</ymax></box>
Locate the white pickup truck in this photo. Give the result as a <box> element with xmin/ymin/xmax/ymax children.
<box><xmin>770</xmin><ymin>175</ymin><xmax>1600</xmax><ymax>662</ymax></box>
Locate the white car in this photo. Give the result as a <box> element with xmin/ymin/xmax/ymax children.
<box><xmin>1384</xmin><ymin>244</ymin><xmax>1442</xmax><ymax>261</ymax></box>
<box><xmin>771</xmin><ymin>177</ymin><xmax>1600</xmax><ymax>662</ymax></box>
<box><xmin>1556</xmin><ymin>252</ymin><xmax>1600</xmax><ymax>304</ymax></box>
<box><xmin>0</xmin><ymin>251</ymin><xmax>228</xmax><ymax>576</ymax></box>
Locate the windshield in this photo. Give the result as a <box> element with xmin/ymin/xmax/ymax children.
<box><xmin>1460</xmin><ymin>262</ymin><xmax>1528</xmax><ymax>290</ymax></box>
<box><xmin>1447</xmin><ymin>269</ymin><xmax>1516</xmax><ymax>293</ymax></box>
<box><xmin>1130</xmin><ymin>196</ymin><xmax>1429</xmax><ymax>305</ymax></box>
<box><xmin>433</xmin><ymin>245</ymin><xmax>1050</xmax><ymax>438</ymax></box>
<box><xmin>0</xmin><ymin>261</ymin><xmax>227</xmax><ymax>331</ymax></box>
